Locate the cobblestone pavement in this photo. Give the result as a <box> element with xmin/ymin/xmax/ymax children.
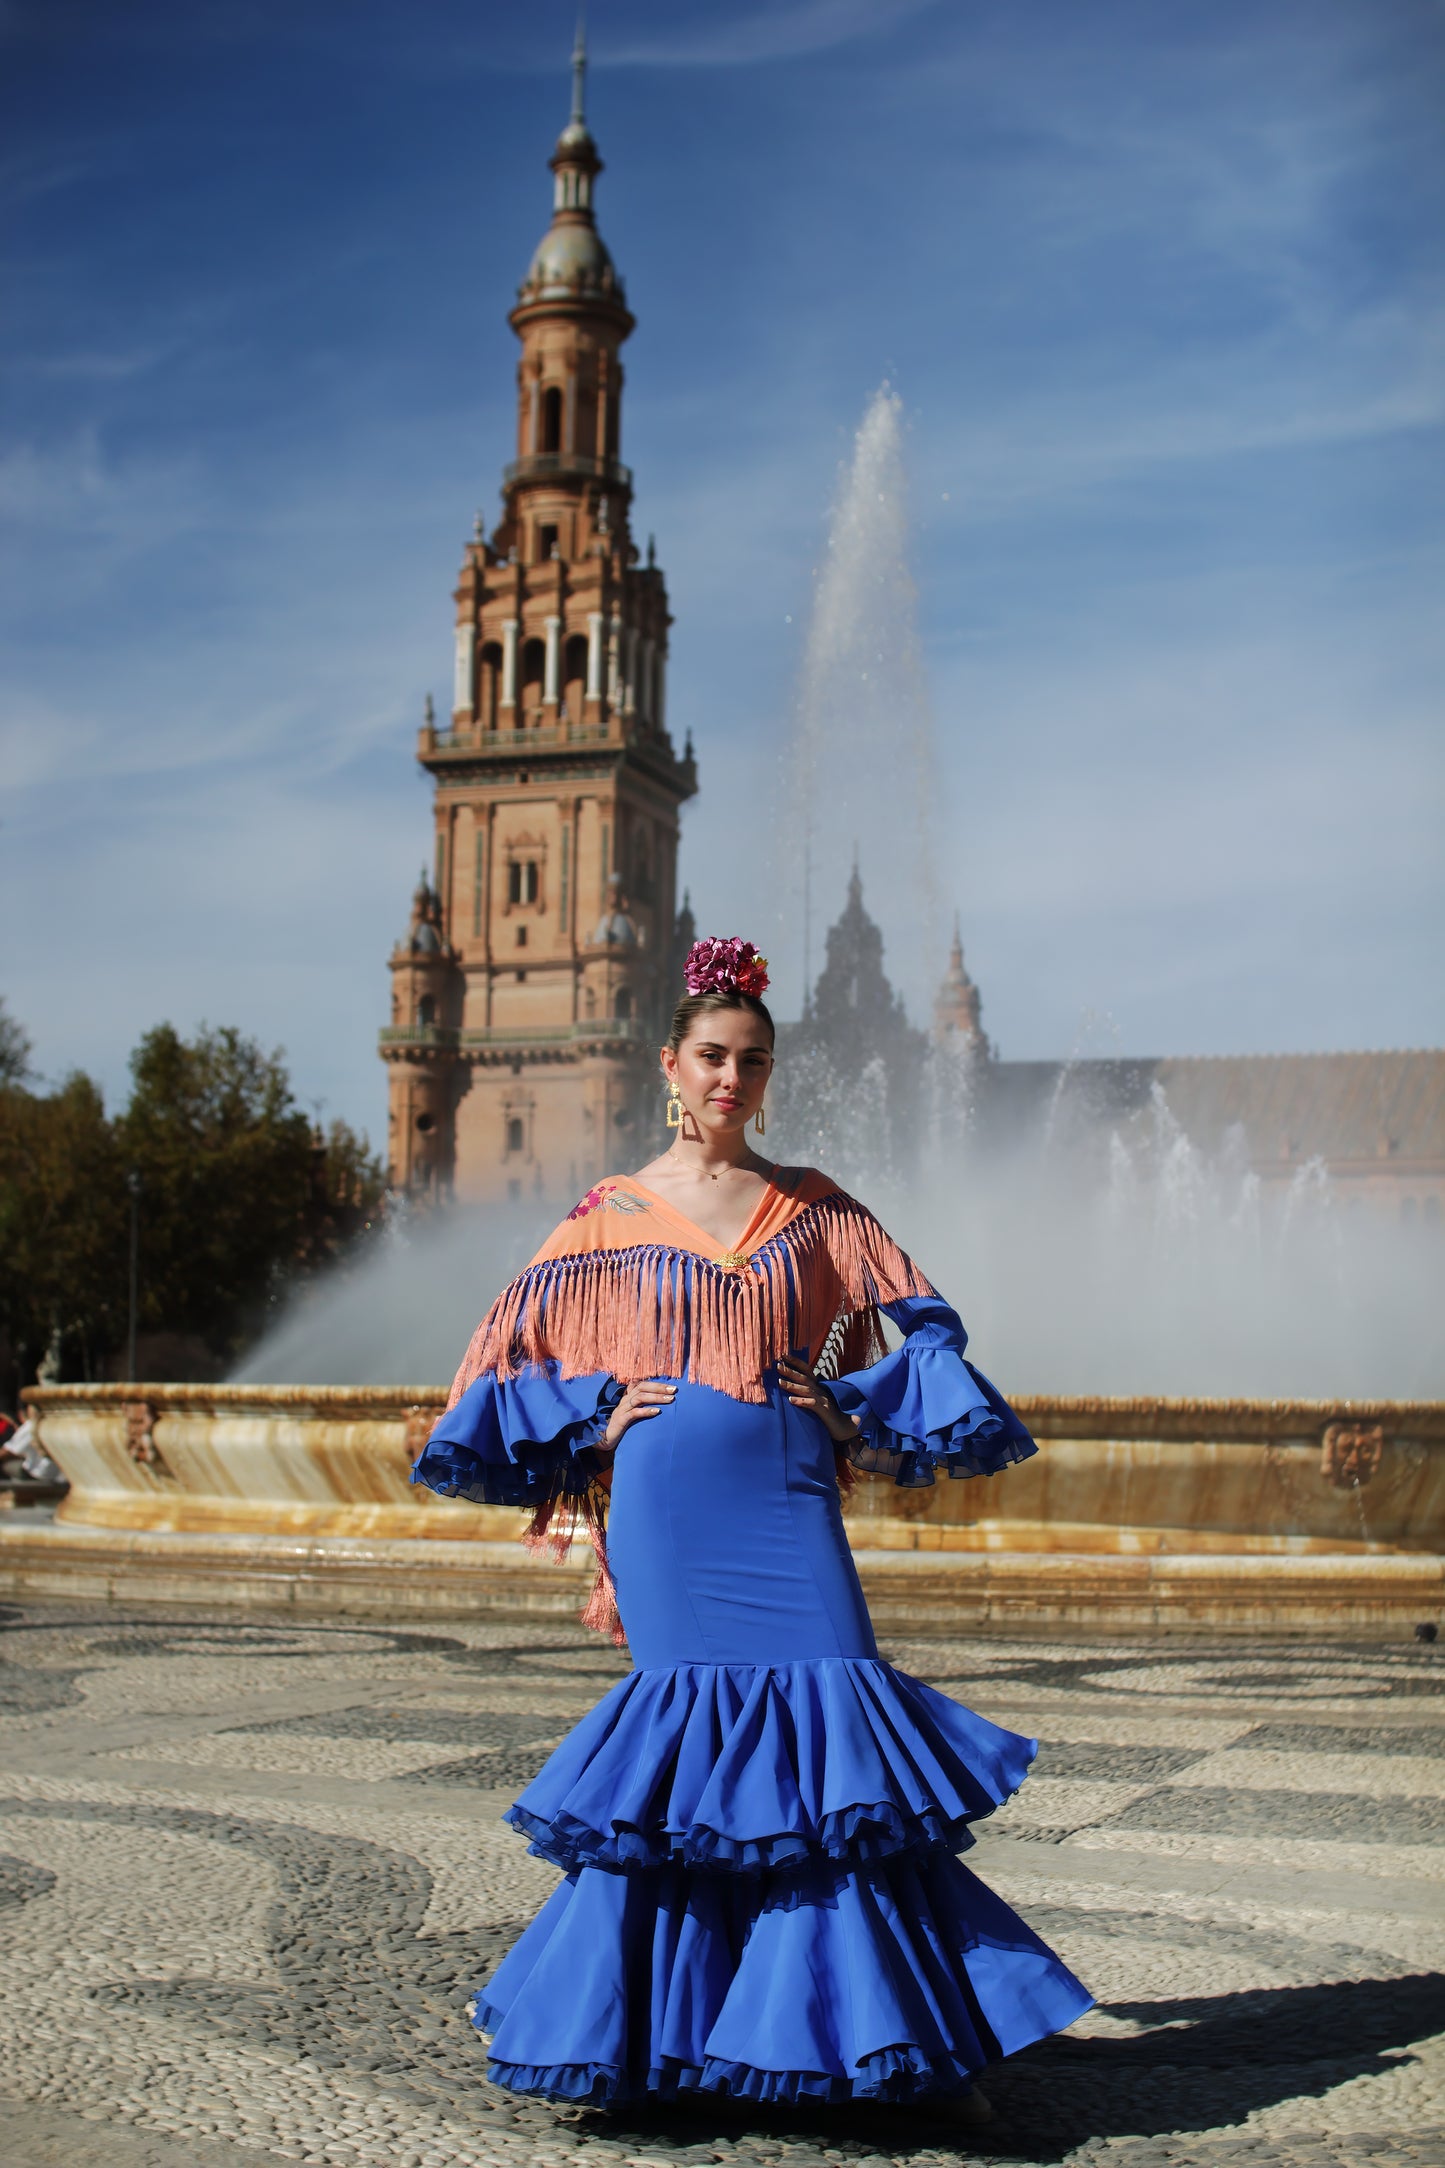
<box><xmin>1</xmin><ymin>1602</ymin><xmax>1442</xmax><ymax>2168</ymax></box>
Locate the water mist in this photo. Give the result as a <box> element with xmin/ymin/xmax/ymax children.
<box><xmin>235</xmin><ymin>385</ymin><xmax>1441</xmax><ymax>1408</ymax></box>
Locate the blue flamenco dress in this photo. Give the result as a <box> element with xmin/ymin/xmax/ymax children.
<box><xmin>412</xmin><ymin>1168</ymin><xmax>1092</xmax><ymax>2106</ymax></box>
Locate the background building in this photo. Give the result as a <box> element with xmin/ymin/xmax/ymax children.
<box><xmin>832</xmin><ymin>875</ymin><xmax>1445</xmax><ymax>1223</ymax></box>
<box><xmin>381</xmin><ymin>40</ymin><xmax>695</xmax><ymax>1204</ymax></box>
<box><xmin>384</xmin><ymin>46</ymin><xmax>1442</xmax><ymax>1224</ymax></box>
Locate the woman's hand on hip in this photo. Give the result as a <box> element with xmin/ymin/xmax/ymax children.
<box><xmin>600</xmin><ymin>1379</ymin><xmax>676</xmax><ymax>1452</ymax></box>
<box><xmin>777</xmin><ymin>1355</ymin><xmax>859</xmax><ymax>1444</ymax></box>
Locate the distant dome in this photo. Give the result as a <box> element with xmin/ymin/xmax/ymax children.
<box><xmin>519</xmin><ymin>220</ymin><xmax>624</xmax><ymax>305</ymax></box>
<box><xmin>411</xmin><ymin>920</ymin><xmax>441</xmax><ymax>955</ymax></box>
<box><xmin>593</xmin><ymin>906</ymin><xmax>638</xmax><ymax>948</ymax></box>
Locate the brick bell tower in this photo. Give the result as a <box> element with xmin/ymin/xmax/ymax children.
<box><xmin>381</xmin><ymin>32</ymin><xmax>698</xmax><ymax>1205</ymax></box>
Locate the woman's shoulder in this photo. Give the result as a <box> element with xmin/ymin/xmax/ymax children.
<box><xmin>777</xmin><ymin>1164</ymin><xmax>857</xmax><ymax>1206</ymax></box>
<box><xmin>560</xmin><ymin>1173</ymin><xmax>653</xmax><ymax>1223</ymax></box>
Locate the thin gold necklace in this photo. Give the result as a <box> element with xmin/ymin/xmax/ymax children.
<box><xmin>668</xmin><ymin>1147</ymin><xmax>729</xmax><ymax>1184</ymax></box>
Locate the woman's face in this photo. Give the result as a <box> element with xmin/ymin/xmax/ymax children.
<box><xmin>661</xmin><ymin>1007</ymin><xmax>774</xmax><ymax>1138</ymax></box>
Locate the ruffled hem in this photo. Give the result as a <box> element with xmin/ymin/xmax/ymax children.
<box><xmin>409</xmin><ymin>1365</ymin><xmax>621</xmax><ymax>1509</ymax></box>
<box><xmin>832</xmin><ymin>1348</ymin><xmax>1037</xmax><ymax>1488</ymax></box>
<box><xmin>476</xmin><ymin>2031</ymin><xmax>977</xmax><ymax>2106</ymax></box>
<box><xmin>505</xmin><ymin>1656</ymin><xmax>1036</xmax><ymax>1876</ymax></box>
<box><xmin>505</xmin><ymin>1795</ymin><xmax>986</xmax><ymax>1874</ymax></box>
<box><xmin>472</xmin><ymin>1850</ymin><xmax>1093</xmax><ymax>2105</ymax></box>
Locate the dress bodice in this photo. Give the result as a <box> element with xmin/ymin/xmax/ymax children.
<box><xmin>444</xmin><ymin>1164</ymin><xmax>937</xmax><ymax>1410</ymax></box>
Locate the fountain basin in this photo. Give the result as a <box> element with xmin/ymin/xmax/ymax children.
<box><xmin>20</xmin><ymin>1383</ymin><xmax>1445</xmax><ymax>1551</ymax></box>
<box><xmin>3</xmin><ymin>1384</ymin><xmax>1441</xmax><ymax>1633</ymax></box>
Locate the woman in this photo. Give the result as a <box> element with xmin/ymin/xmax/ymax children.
<box><xmin>412</xmin><ymin>936</ymin><xmax>1092</xmax><ymax>2119</ymax></box>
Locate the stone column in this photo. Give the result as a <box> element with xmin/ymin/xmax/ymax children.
<box><xmin>607</xmin><ymin>616</ymin><xmax>622</xmax><ymax>708</ymax></box>
<box><xmin>453</xmin><ymin>626</ymin><xmax>474</xmax><ymax>717</ymax></box>
<box><xmin>501</xmin><ymin>619</ymin><xmax>519</xmax><ymax>710</ymax></box>
<box><xmin>586</xmin><ymin>613</ymin><xmax>604</xmax><ymax>702</ymax></box>
<box><xmin>543</xmin><ymin>616</ymin><xmax>561</xmax><ymax>706</ymax></box>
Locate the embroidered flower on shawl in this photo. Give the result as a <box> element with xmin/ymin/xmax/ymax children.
<box><xmin>683</xmin><ymin>936</ymin><xmax>769</xmax><ymax>998</ymax></box>
<box><xmin>566</xmin><ymin>1182</ymin><xmax>650</xmax><ymax>1220</ymax></box>
<box><xmin>566</xmin><ymin>1184</ymin><xmax>610</xmax><ymax>1220</ymax></box>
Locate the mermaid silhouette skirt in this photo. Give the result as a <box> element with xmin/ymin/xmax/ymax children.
<box><xmin>466</xmin><ymin>1377</ymin><xmax>1094</xmax><ymax>2105</ymax></box>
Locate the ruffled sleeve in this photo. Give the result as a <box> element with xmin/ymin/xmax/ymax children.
<box><xmin>410</xmin><ymin>1362</ymin><xmax>622</xmax><ymax>1511</ymax></box>
<box><xmin>828</xmin><ymin>1294</ymin><xmax>1037</xmax><ymax>1488</ymax></box>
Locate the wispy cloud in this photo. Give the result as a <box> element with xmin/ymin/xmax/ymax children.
<box><xmin>602</xmin><ymin>0</ymin><xmax>941</xmax><ymax>69</ymax></box>
<box><xmin>0</xmin><ymin>430</ymin><xmax>203</xmax><ymax>540</ymax></box>
<box><xmin>2</xmin><ymin>0</ymin><xmax>1440</xmax><ymax>1129</ymax></box>
<box><xmin>924</xmin><ymin>304</ymin><xmax>1445</xmax><ymax>518</ymax></box>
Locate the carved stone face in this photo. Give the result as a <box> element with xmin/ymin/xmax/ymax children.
<box><xmin>1320</xmin><ymin>1421</ymin><xmax>1385</xmax><ymax>1490</ymax></box>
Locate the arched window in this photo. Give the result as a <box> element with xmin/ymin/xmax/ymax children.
<box><xmin>479</xmin><ymin>642</ymin><xmax>502</xmax><ymax>730</ymax></box>
<box><xmin>506</xmin><ymin>1116</ymin><xmax>525</xmax><ymax>1155</ymax></box>
<box><xmin>540</xmin><ymin>385</ymin><xmax>563</xmax><ymax>454</ymax></box>
<box><xmin>563</xmin><ymin>632</ymin><xmax>588</xmax><ymax>719</ymax></box>
<box><xmin>416</xmin><ymin>994</ymin><xmax>436</xmax><ymax>1028</ymax></box>
<box><xmin>602</xmin><ymin>393</ymin><xmax>618</xmax><ymax>458</ymax></box>
<box><xmin>521</xmin><ymin>637</ymin><xmax>545</xmax><ymax>721</ymax></box>
<box><xmin>614</xmin><ymin>986</ymin><xmax>633</xmax><ymax>1020</ymax></box>
<box><xmin>508</xmin><ymin>860</ymin><xmax>539</xmax><ymax>906</ymax></box>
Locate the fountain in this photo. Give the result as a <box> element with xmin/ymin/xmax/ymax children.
<box><xmin>6</xmin><ymin>390</ymin><xmax>1441</xmax><ymax>1633</ymax></box>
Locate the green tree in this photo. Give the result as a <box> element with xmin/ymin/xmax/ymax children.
<box><xmin>0</xmin><ymin>997</ymin><xmax>33</xmax><ymax>1086</ymax></box>
<box><xmin>0</xmin><ymin>1019</ymin><xmax>387</xmax><ymax>1399</ymax></box>
<box><xmin>118</xmin><ymin>1023</ymin><xmax>317</xmax><ymax>1352</ymax></box>
<box><xmin>302</xmin><ymin>1116</ymin><xmax>388</xmax><ymax>1268</ymax></box>
<box><xmin>0</xmin><ymin>1068</ymin><xmax>127</xmax><ymax>1398</ymax></box>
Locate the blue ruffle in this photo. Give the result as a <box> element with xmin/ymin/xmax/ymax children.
<box><xmin>471</xmin><ymin>1848</ymin><xmax>1094</xmax><ymax>2105</ymax></box>
<box><xmin>831</xmin><ymin>1294</ymin><xmax>1038</xmax><ymax>1486</ymax></box>
<box><xmin>504</xmin><ymin>1656</ymin><xmax>1036</xmax><ymax>1875</ymax></box>
<box><xmin>475</xmin><ymin>2038</ymin><xmax>977</xmax><ymax>2107</ymax></box>
<box><xmin>409</xmin><ymin>1363</ymin><xmax>621</xmax><ymax>1509</ymax></box>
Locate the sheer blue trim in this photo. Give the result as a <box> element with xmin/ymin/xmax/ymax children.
<box><xmin>502</xmin><ymin>1654</ymin><xmax>1035</xmax><ymax>1876</ymax></box>
<box><xmin>830</xmin><ymin>1295</ymin><xmax>1037</xmax><ymax>1486</ymax></box>
<box><xmin>473</xmin><ymin>2023</ymin><xmax>979</xmax><ymax>2105</ymax></box>
<box><xmin>469</xmin><ymin>1846</ymin><xmax>1093</xmax><ymax>2105</ymax></box>
<box><xmin>409</xmin><ymin>1364</ymin><xmax>621</xmax><ymax>1509</ymax></box>
<box><xmin>505</xmin><ymin>1796</ymin><xmax>986</xmax><ymax>1875</ymax></box>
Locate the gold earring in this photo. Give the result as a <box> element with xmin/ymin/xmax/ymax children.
<box><xmin>754</xmin><ymin>1102</ymin><xmax>766</xmax><ymax>1135</ymax></box>
<box><xmin>666</xmin><ymin>1080</ymin><xmax>683</xmax><ymax>1129</ymax></box>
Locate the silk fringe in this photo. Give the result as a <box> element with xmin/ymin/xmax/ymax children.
<box><xmin>446</xmin><ymin>1192</ymin><xmax>935</xmax><ymax>1414</ymax></box>
<box><xmin>457</xmin><ymin>1191</ymin><xmax>929</xmax><ymax>1645</ymax></box>
<box><xmin>520</xmin><ymin>1472</ymin><xmax>626</xmax><ymax>1646</ymax></box>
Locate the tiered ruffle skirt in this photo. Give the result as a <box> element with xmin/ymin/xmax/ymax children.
<box><xmin>472</xmin><ymin>1654</ymin><xmax>1093</xmax><ymax>2105</ymax></box>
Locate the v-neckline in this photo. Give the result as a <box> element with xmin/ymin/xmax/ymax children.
<box><xmin>622</xmin><ymin>1168</ymin><xmax>782</xmax><ymax>1259</ymax></box>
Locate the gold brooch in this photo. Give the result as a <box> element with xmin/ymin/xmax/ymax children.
<box><xmin>715</xmin><ymin>1251</ymin><xmax>748</xmax><ymax>1272</ymax></box>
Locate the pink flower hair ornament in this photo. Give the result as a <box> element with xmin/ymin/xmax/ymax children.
<box><xmin>683</xmin><ymin>936</ymin><xmax>770</xmax><ymax>999</ymax></box>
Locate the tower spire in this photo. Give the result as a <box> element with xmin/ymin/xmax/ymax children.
<box><xmin>571</xmin><ymin>8</ymin><xmax>587</xmax><ymax>128</ymax></box>
<box><xmin>380</xmin><ymin>22</ymin><xmax>695</xmax><ymax>1203</ymax></box>
<box><xmin>933</xmin><ymin>913</ymin><xmax>986</xmax><ymax>1051</ymax></box>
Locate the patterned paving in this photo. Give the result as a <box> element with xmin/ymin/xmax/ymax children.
<box><xmin>0</xmin><ymin>1601</ymin><xmax>1441</xmax><ymax>2167</ymax></box>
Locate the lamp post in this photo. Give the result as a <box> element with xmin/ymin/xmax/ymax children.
<box><xmin>125</xmin><ymin>1170</ymin><xmax>142</xmax><ymax>1383</ymax></box>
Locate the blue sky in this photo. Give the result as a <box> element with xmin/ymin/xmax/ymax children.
<box><xmin>2</xmin><ymin>0</ymin><xmax>1441</xmax><ymax>1139</ymax></box>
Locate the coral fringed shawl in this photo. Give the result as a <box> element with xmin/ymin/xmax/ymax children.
<box><xmin>445</xmin><ymin>1165</ymin><xmax>937</xmax><ymax>1412</ymax></box>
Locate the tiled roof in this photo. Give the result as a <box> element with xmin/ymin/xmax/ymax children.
<box><xmin>1152</xmin><ymin>1050</ymin><xmax>1445</xmax><ymax>1166</ymax></box>
<box><xmin>985</xmin><ymin>1050</ymin><xmax>1445</xmax><ymax>1169</ymax></box>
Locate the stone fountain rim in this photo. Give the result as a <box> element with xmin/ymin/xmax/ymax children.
<box><xmin>23</xmin><ymin>1382</ymin><xmax>1445</xmax><ymax>1435</ymax></box>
